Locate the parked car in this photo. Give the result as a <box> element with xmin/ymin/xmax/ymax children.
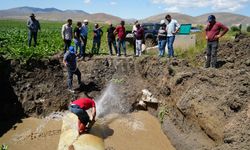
<box><xmin>142</xmin><ymin>23</ymin><xmax>161</xmax><ymax>47</ymax></box>
<box><xmin>190</xmin><ymin>27</ymin><xmax>201</xmax><ymax>33</ymax></box>
<box><xmin>126</xmin><ymin>23</ymin><xmax>161</xmax><ymax>47</ymax></box>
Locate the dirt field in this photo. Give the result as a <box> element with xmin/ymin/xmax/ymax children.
<box><xmin>0</xmin><ymin>34</ymin><xmax>249</xmax><ymax>150</ymax></box>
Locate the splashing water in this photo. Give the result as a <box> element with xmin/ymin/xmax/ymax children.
<box><xmin>96</xmin><ymin>82</ymin><xmax>131</xmax><ymax>118</ymax></box>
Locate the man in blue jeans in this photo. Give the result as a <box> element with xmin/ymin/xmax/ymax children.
<box><xmin>158</xmin><ymin>20</ymin><xmax>167</xmax><ymax>57</ymax></box>
<box><xmin>114</xmin><ymin>20</ymin><xmax>126</xmax><ymax>56</ymax></box>
<box><xmin>69</xmin><ymin>97</ymin><xmax>96</xmax><ymax>135</ymax></box>
<box><xmin>165</xmin><ymin>14</ymin><xmax>180</xmax><ymax>58</ymax></box>
<box><xmin>80</xmin><ymin>20</ymin><xmax>89</xmax><ymax>59</ymax></box>
<box><xmin>63</xmin><ymin>46</ymin><xmax>82</xmax><ymax>93</ymax></box>
<box><xmin>73</xmin><ymin>22</ymin><xmax>82</xmax><ymax>56</ymax></box>
<box><xmin>27</xmin><ymin>13</ymin><xmax>40</xmax><ymax>47</ymax></box>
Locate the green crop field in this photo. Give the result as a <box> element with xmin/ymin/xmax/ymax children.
<box><xmin>0</xmin><ymin>19</ymin><xmax>133</xmax><ymax>61</ymax></box>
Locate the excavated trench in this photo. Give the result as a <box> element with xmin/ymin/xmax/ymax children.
<box><xmin>0</xmin><ymin>35</ymin><xmax>250</xmax><ymax>150</ymax></box>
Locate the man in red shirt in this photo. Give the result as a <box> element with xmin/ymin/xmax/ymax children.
<box><xmin>69</xmin><ymin>97</ymin><xmax>96</xmax><ymax>135</ymax></box>
<box><xmin>205</xmin><ymin>15</ymin><xmax>228</xmax><ymax>68</ymax></box>
<box><xmin>114</xmin><ymin>20</ymin><xmax>126</xmax><ymax>56</ymax></box>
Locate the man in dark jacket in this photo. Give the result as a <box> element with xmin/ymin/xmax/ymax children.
<box><xmin>63</xmin><ymin>46</ymin><xmax>82</xmax><ymax>93</ymax></box>
<box><xmin>107</xmin><ymin>23</ymin><xmax>117</xmax><ymax>55</ymax></box>
<box><xmin>27</xmin><ymin>13</ymin><xmax>40</xmax><ymax>47</ymax></box>
<box><xmin>135</xmin><ymin>23</ymin><xmax>144</xmax><ymax>57</ymax></box>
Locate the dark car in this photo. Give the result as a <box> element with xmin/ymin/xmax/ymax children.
<box><xmin>126</xmin><ymin>23</ymin><xmax>161</xmax><ymax>47</ymax></box>
<box><xmin>141</xmin><ymin>23</ymin><xmax>161</xmax><ymax>47</ymax></box>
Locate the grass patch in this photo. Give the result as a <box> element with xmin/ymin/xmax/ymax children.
<box><xmin>0</xmin><ymin>19</ymin><xmax>133</xmax><ymax>61</ymax></box>
<box><xmin>175</xmin><ymin>32</ymin><xmax>206</xmax><ymax>66</ymax></box>
<box><xmin>158</xmin><ymin>105</ymin><xmax>169</xmax><ymax>124</ymax></box>
<box><xmin>111</xmin><ymin>78</ymin><xmax>125</xmax><ymax>84</ymax></box>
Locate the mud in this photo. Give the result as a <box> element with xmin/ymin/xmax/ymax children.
<box><xmin>0</xmin><ymin>34</ymin><xmax>249</xmax><ymax>149</ymax></box>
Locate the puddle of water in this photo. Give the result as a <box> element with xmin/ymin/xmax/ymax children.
<box><xmin>0</xmin><ymin>112</ymin><xmax>63</xmax><ymax>150</ymax></box>
<box><xmin>0</xmin><ymin>111</ymin><xmax>175</xmax><ymax>150</ymax></box>
<box><xmin>102</xmin><ymin>111</ymin><xmax>175</xmax><ymax>150</ymax></box>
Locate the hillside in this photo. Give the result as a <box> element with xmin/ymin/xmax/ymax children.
<box><xmin>0</xmin><ymin>6</ymin><xmax>122</xmax><ymax>23</ymax></box>
<box><xmin>0</xmin><ymin>7</ymin><xmax>249</xmax><ymax>25</ymax></box>
<box><xmin>142</xmin><ymin>12</ymin><xmax>195</xmax><ymax>24</ymax></box>
<box><xmin>195</xmin><ymin>12</ymin><xmax>250</xmax><ymax>25</ymax></box>
<box><xmin>143</xmin><ymin>12</ymin><xmax>250</xmax><ymax>25</ymax></box>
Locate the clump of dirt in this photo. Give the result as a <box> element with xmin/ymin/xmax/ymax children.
<box><xmin>1</xmin><ymin>34</ymin><xmax>249</xmax><ymax>150</ymax></box>
<box><xmin>198</xmin><ymin>33</ymin><xmax>250</xmax><ymax>69</ymax></box>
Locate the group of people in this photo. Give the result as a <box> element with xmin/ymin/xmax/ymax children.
<box><xmin>27</xmin><ymin>13</ymin><xmax>228</xmax><ymax>135</ymax></box>
<box><xmin>155</xmin><ymin>14</ymin><xmax>228</xmax><ymax>69</ymax></box>
<box><xmin>61</xmin><ymin>18</ymin><xmax>131</xmax><ymax>57</ymax></box>
<box><xmin>61</xmin><ymin>19</ymin><xmax>88</xmax><ymax>59</ymax></box>
<box><xmin>157</xmin><ymin>14</ymin><xmax>180</xmax><ymax>58</ymax></box>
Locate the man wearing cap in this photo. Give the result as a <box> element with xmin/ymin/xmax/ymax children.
<box><xmin>62</xmin><ymin>19</ymin><xmax>73</xmax><ymax>54</ymax></box>
<box><xmin>205</xmin><ymin>15</ymin><xmax>228</xmax><ymax>68</ymax></box>
<box><xmin>69</xmin><ymin>97</ymin><xmax>96</xmax><ymax>135</ymax></box>
<box><xmin>27</xmin><ymin>13</ymin><xmax>41</xmax><ymax>47</ymax></box>
<box><xmin>80</xmin><ymin>20</ymin><xmax>89</xmax><ymax>59</ymax></box>
<box><xmin>63</xmin><ymin>46</ymin><xmax>81</xmax><ymax>93</ymax></box>
<box><xmin>158</xmin><ymin>20</ymin><xmax>167</xmax><ymax>57</ymax></box>
<box><xmin>165</xmin><ymin>14</ymin><xmax>180</xmax><ymax>58</ymax></box>
<box><xmin>106</xmin><ymin>23</ymin><xmax>117</xmax><ymax>55</ymax></box>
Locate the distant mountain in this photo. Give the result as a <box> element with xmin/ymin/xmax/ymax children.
<box><xmin>143</xmin><ymin>12</ymin><xmax>250</xmax><ymax>25</ymax></box>
<box><xmin>0</xmin><ymin>7</ymin><xmax>249</xmax><ymax>25</ymax></box>
<box><xmin>0</xmin><ymin>6</ymin><xmax>123</xmax><ymax>23</ymax></box>
<box><xmin>87</xmin><ymin>13</ymin><xmax>122</xmax><ymax>23</ymax></box>
<box><xmin>195</xmin><ymin>12</ymin><xmax>250</xmax><ymax>25</ymax></box>
<box><xmin>142</xmin><ymin>13</ymin><xmax>195</xmax><ymax>24</ymax></box>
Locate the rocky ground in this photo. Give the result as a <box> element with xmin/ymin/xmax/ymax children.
<box><xmin>0</xmin><ymin>34</ymin><xmax>249</xmax><ymax>149</ymax></box>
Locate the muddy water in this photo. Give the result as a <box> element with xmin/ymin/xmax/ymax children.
<box><xmin>0</xmin><ymin>111</ymin><xmax>175</xmax><ymax>150</ymax></box>
<box><xmin>0</xmin><ymin>117</ymin><xmax>62</xmax><ymax>150</ymax></box>
<box><xmin>102</xmin><ymin>111</ymin><xmax>175</xmax><ymax>150</ymax></box>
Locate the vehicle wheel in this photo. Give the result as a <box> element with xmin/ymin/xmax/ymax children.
<box><xmin>145</xmin><ymin>38</ymin><xmax>155</xmax><ymax>48</ymax></box>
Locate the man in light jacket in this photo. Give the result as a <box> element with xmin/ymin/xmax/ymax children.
<box><xmin>165</xmin><ymin>14</ymin><xmax>180</xmax><ymax>58</ymax></box>
<box><xmin>62</xmin><ymin>19</ymin><xmax>73</xmax><ymax>53</ymax></box>
<box><xmin>27</xmin><ymin>13</ymin><xmax>40</xmax><ymax>47</ymax></box>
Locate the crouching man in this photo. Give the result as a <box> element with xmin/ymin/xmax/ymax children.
<box><xmin>69</xmin><ymin>97</ymin><xmax>96</xmax><ymax>135</ymax></box>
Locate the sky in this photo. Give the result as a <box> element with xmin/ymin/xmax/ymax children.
<box><xmin>0</xmin><ymin>0</ymin><xmax>250</xmax><ymax>19</ymax></box>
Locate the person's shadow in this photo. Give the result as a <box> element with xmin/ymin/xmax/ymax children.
<box><xmin>89</xmin><ymin>123</ymin><xmax>114</xmax><ymax>139</ymax></box>
<box><xmin>75</xmin><ymin>81</ymin><xmax>101</xmax><ymax>95</ymax></box>
<box><xmin>216</xmin><ymin>60</ymin><xmax>227</xmax><ymax>68</ymax></box>
<box><xmin>0</xmin><ymin>57</ymin><xmax>25</xmax><ymax>137</ymax></box>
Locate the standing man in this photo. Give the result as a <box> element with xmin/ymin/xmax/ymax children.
<box><xmin>27</xmin><ymin>13</ymin><xmax>40</xmax><ymax>47</ymax></box>
<box><xmin>135</xmin><ymin>23</ymin><xmax>144</xmax><ymax>57</ymax></box>
<box><xmin>158</xmin><ymin>20</ymin><xmax>167</xmax><ymax>57</ymax></box>
<box><xmin>132</xmin><ymin>20</ymin><xmax>138</xmax><ymax>56</ymax></box>
<box><xmin>69</xmin><ymin>97</ymin><xmax>96</xmax><ymax>135</ymax></box>
<box><xmin>62</xmin><ymin>19</ymin><xmax>73</xmax><ymax>54</ymax></box>
<box><xmin>114</xmin><ymin>20</ymin><xmax>127</xmax><ymax>57</ymax></box>
<box><xmin>107</xmin><ymin>23</ymin><xmax>117</xmax><ymax>55</ymax></box>
<box><xmin>73</xmin><ymin>22</ymin><xmax>82</xmax><ymax>56</ymax></box>
<box><xmin>92</xmin><ymin>23</ymin><xmax>103</xmax><ymax>54</ymax></box>
<box><xmin>80</xmin><ymin>20</ymin><xmax>89</xmax><ymax>59</ymax></box>
<box><xmin>165</xmin><ymin>14</ymin><xmax>180</xmax><ymax>58</ymax></box>
<box><xmin>205</xmin><ymin>15</ymin><xmax>228</xmax><ymax>68</ymax></box>
<box><xmin>63</xmin><ymin>46</ymin><xmax>81</xmax><ymax>93</ymax></box>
